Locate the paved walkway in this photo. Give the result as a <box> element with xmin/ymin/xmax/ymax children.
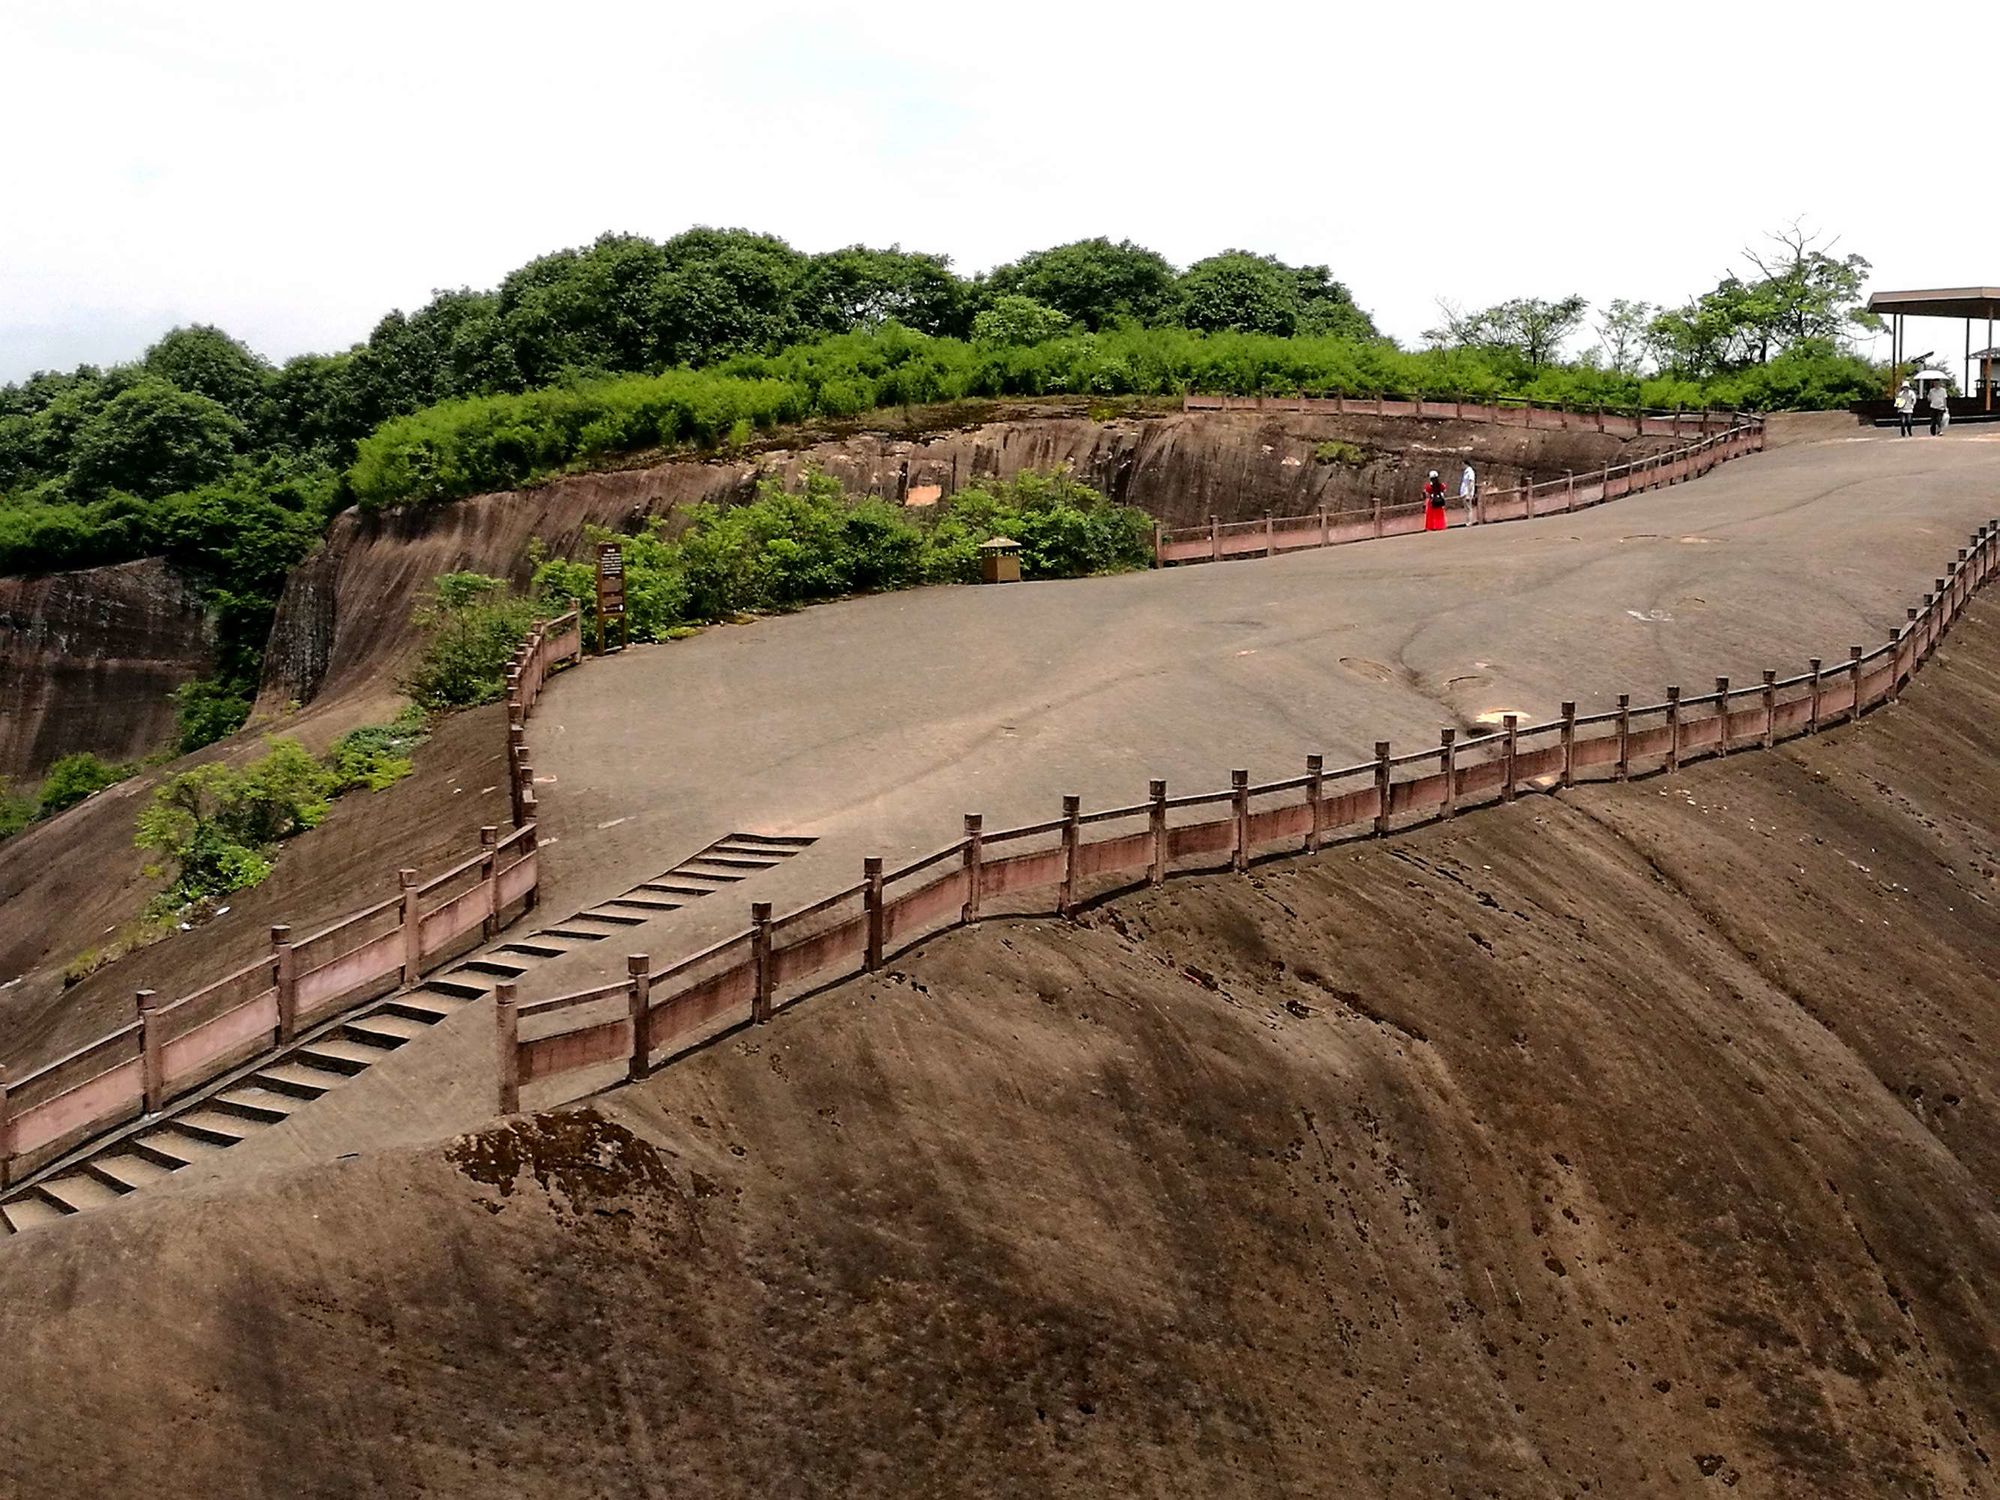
<box><xmin>133</xmin><ymin>424</ymin><xmax>1999</xmax><ymax>1186</ymax></box>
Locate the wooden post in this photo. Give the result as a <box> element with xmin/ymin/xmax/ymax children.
<box><xmin>1264</xmin><ymin>513</ymin><xmax>1275</xmax><ymax>557</ymax></box>
<box><xmin>1372</xmin><ymin>496</ymin><xmax>1384</xmax><ymax>539</ymax></box>
<box><xmin>479</xmin><ymin>826</ymin><xmax>500</xmax><ymax>939</ymax></box>
<box><xmin>399</xmin><ymin>867</ymin><xmax>422</xmax><ymax>983</ymax></box>
<box><xmin>1502</xmin><ymin>714</ymin><xmax>1521</xmax><ymax>800</ymax></box>
<box><xmin>1712</xmin><ymin>678</ymin><xmax>1730</xmax><ymax>755</ymax></box>
<box><xmin>1152</xmin><ymin>522</ymin><xmax>1163</xmax><ymax>567</ymax></box>
<box><xmin>628</xmin><ymin>955</ymin><xmax>652</xmax><ymax>1076</ymax></box>
<box><xmin>1305</xmin><ymin>754</ymin><xmax>1325</xmax><ymax>853</ymax></box>
<box><xmin>1847</xmin><ymin>646</ymin><xmax>1863</xmax><ymax>722</ymax></box>
<box><xmin>1761</xmin><ymin>671</ymin><xmax>1777</xmax><ymax>748</ymax></box>
<box><xmin>1614</xmin><ymin>696</ymin><xmax>1631</xmax><ymax>781</ymax></box>
<box><xmin>1230</xmin><ymin>772</ymin><xmax>1250</xmax><ymax>873</ymax></box>
<box><xmin>1439</xmin><ymin>730</ymin><xmax>1457</xmax><ymax>818</ymax></box>
<box><xmin>863</xmin><ymin>858</ymin><xmax>884</xmax><ymax>971</ymax></box>
<box><xmin>1601</xmin><ymin>461</ymin><xmax>1612</xmax><ymax>500</ymax></box>
<box><xmin>138</xmin><ymin>990</ymin><xmax>162</xmax><ymax>1114</ymax></box>
<box><xmin>1148</xmin><ymin>779</ymin><xmax>1168</xmax><ymax>887</ymax></box>
<box><xmin>1059</xmin><ymin>795</ymin><xmax>1082</xmax><ymax>914</ymax></box>
<box><xmin>1559</xmin><ymin>703</ymin><xmax>1576</xmax><ymax>787</ymax></box>
<box><xmin>1318</xmin><ymin>507</ymin><xmax>1329</xmax><ymax>548</ymax></box>
<box><xmin>1210</xmin><ymin>514</ymin><xmax>1220</xmax><ymax>562</ymax></box>
<box><xmin>271</xmin><ymin>924</ymin><xmax>297</xmax><ymax>1043</ymax></box>
<box><xmin>751</xmin><ymin>904</ymin><xmax>774</xmax><ymax>1024</ymax></box>
<box><xmin>1525</xmin><ymin>481</ymin><xmax>1535</xmax><ymax>520</ymax></box>
<box><xmin>1665</xmin><ymin>687</ymin><xmax>1681</xmax><ymax>772</ymax></box>
<box><xmin>495</xmin><ymin>982</ymin><xmax>519</xmax><ymax>1113</ymax></box>
<box><xmin>1373</xmin><ymin>742</ymin><xmax>1393</xmax><ymax>835</ymax></box>
<box><xmin>1565</xmin><ymin>471</ymin><xmax>1576</xmax><ymax>510</ymax></box>
<box><xmin>962</xmin><ymin>814</ymin><xmax>983</xmax><ymax>922</ymax></box>
<box><xmin>1806</xmin><ymin>658</ymin><xmax>1823</xmax><ymax>733</ymax></box>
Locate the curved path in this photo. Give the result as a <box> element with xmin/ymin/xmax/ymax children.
<box><xmin>525</xmin><ymin>425</ymin><xmax>2000</xmax><ymax>961</ymax></box>
<box><xmin>57</xmin><ymin>422</ymin><xmax>1998</xmax><ymax>1192</ymax></box>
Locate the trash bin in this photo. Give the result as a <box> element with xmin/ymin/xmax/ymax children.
<box><xmin>979</xmin><ymin>536</ymin><xmax>1022</xmax><ymax>584</ymax></box>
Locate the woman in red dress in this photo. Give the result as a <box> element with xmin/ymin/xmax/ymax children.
<box><xmin>1423</xmin><ymin>470</ymin><xmax>1448</xmax><ymax>531</ymax></box>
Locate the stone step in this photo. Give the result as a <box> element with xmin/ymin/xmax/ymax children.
<box><xmin>639</xmin><ymin>882</ymin><xmax>717</xmax><ymax>899</ymax></box>
<box><xmin>294</xmin><ymin>1037</ymin><xmax>391</xmax><ymax>1075</ymax></box>
<box><xmin>422</xmin><ymin>976</ymin><xmax>491</xmax><ymax>1000</ymax></box>
<box><xmin>345</xmin><ymin>1012</ymin><xmax>432</xmax><ymax>1044</ymax></box>
<box><xmin>209</xmin><ymin>1087</ymin><xmax>297</xmax><ymax>1124</ymax></box>
<box><xmin>1</xmin><ymin>1196</ymin><xmax>69</xmax><ymax>1233</ymax></box>
<box><xmin>254</xmin><ymin>1062</ymin><xmax>343</xmax><ymax>1099</ymax></box>
<box><xmin>86</xmin><ymin>1154</ymin><xmax>176</xmax><ymax>1192</ymax></box>
<box><xmin>496</xmin><ymin>938</ymin><xmax>570</xmax><ymax>959</ymax></box>
<box><xmin>143</xmin><ymin>1123</ymin><xmax>230</xmax><ymax>1158</ymax></box>
<box><xmin>175</xmin><ymin>1109</ymin><xmax>254</xmax><ymax>1146</ymax></box>
<box><xmin>536</xmin><ymin>925</ymin><xmax>611</xmax><ymax>942</ymax></box>
<box><xmin>722</xmin><ymin>833</ymin><xmax>815</xmax><ymax>849</ymax></box>
<box><xmin>37</xmin><ymin>1174</ymin><xmax>126</xmax><ymax>1214</ymax></box>
<box><xmin>579</xmin><ymin>909</ymin><xmax>647</xmax><ymax>927</ymax></box>
<box><xmin>454</xmin><ymin>957</ymin><xmax>529</xmax><ymax>978</ymax></box>
<box><xmin>605</xmin><ymin>895</ymin><xmax>682</xmax><ymax>912</ymax></box>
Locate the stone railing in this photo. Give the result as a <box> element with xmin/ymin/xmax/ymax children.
<box><xmin>1159</xmin><ymin>398</ymin><xmax>1765</xmax><ymax>565</ymax></box>
<box><xmin>503</xmin><ymin>518</ymin><xmax>1997</xmax><ymax>1113</ymax></box>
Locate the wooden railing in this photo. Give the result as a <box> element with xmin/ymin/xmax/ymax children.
<box><xmin>1159</xmin><ymin>399</ymin><xmax>1766</xmax><ymax>565</ymax></box>
<box><xmin>503</xmin><ymin>517</ymin><xmax>1998</xmax><ymax>1112</ymax></box>
<box><xmin>504</xmin><ymin>605</ymin><xmax>583</xmax><ymax>827</ymax></box>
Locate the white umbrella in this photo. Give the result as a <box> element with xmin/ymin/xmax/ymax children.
<box><xmin>1910</xmin><ymin>368</ymin><xmax>1952</xmax><ymax>382</ymax></box>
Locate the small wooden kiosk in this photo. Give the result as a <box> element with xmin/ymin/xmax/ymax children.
<box><xmin>1866</xmin><ymin>286</ymin><xmax>2000</xmax><ymax>419</ymax></box>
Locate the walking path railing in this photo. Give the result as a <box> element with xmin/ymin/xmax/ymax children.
<box><xmin>1159</xmin><ymin>396</ymin><xmax>1765</xmax><ymax>565</ymax></box>
<box><xmin>503</xmin><ymin>518</ymin><xmax>1998</xmax><ymax>1113</ymax></box>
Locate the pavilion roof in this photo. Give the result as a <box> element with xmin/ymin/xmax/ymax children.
<box><xmin>1867</xmin><ymin>288</ymin><xmax>2000</xmax><ymax>319</ymax></box>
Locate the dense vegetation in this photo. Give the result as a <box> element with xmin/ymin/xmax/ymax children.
<box><xmin>0</xmin><ymin>751</ymin><xmax>134</xmax><ymax>843</ymax></box>
<box><xmin>410</xmin><ymin>469</ymin><xmax>1153</xmax><ymax>707</ymax></box>
<box><xmin>3</xmin><ymin>224</ymin><xmax>1889</xmax><ymax>752</ymax></box>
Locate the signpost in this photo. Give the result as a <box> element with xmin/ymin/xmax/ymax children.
<box><xmin>594</xmin><ymin>541</ymin><xmax>627</xmax><ymax>655</ymax></box>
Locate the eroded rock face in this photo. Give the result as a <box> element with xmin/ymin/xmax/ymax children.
<box><xmin>0</xmin><ymin>558</ymin><xmax>214</xmax><ymax>778</ymax></box>
<box><xmin>259</xmin><ymin>409</ymin><xmax>1676</xmax><ymax>712</ymax></box>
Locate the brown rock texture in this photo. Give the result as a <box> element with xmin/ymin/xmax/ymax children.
<box><xmin>0</xmin><ymin>605</ymin><xmax>1991</xmax><ymax>1499</ymax></box>
<box><xmin>0</xmin><ymin>558</ymin><xmax>214</xmax><ymax>778</ymax></box>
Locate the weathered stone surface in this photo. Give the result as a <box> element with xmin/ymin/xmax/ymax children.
<box><xmin>0</xmin><ymin>558</ymin><xmax>214</xmax><ymax>778</ymax></box>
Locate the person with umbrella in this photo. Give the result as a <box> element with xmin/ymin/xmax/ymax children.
<box><xmin>1927</xmin><ymin>377</ymin><xmax>1952</xmax><ymax>436</ymax></box>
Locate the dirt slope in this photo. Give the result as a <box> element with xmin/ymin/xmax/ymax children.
<box><xmin>259</xmin><ymin>405</ymin><xmax>1679</xmax><ymax>712</ymax></box>
<box><xmin>0</xmin><ymin>603</ymin><xmax>1991</xmax><ymax>1499</ymax></box>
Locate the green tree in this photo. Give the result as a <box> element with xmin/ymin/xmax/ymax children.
<box><xmin>1175</xmin><ymin>252</ymin><xmax>1303</xmax><ymax>335</ymax></box>
<box><xmin>405</xmin><ymin>572</ymin><xmax>537</xmax><ymax>708</ymax></box>
<box><xmin>971</xmin><ymin>295</ymin><xmax>1074</xmax><ymax>345</ymax></box>
<box><xmin>1428</xmin><ymin>295</ymin><xmax>1589</xmax><ymax>369</ymax></box>
<box><xmin>66</xmin><ymin>378</ymin><xmax>246</xmax><ymax>499</ymax></box>
<box><xmin>141</xmin><ymin>325</ymin><xmax>271</xmax><ymax>424</ymax></box>
<box><xmin>134</xmin><ymin>738</ymin><xmax>336</xmax><ymax>904</ymax></box>
<box><xmin>986</xmin><ymin>238</ymin><xmax>1178</xmax><ymax>330</ymax></box>
<box><xmin>798</xmin><ymin>246</ymin><xmax>969</xmax><ymax>337</ymax></box>
<box><xmin>1595</xmin><ymin>298</ymin><xmax>1656</xmax><ymax>375</ymax></box>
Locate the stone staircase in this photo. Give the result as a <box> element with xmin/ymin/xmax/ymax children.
<box><xmin>0</xmin><ymin>832</ymin><xmax>814</xmax><ymax>1235</ymax></box>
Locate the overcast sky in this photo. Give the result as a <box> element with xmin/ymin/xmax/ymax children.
<box><xmin>3</xmin><ymin>0</ymin><xmax>1994</xmax><ymax>384</ymax></box>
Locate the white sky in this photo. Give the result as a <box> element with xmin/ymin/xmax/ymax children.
<box><xmin>2</xmin><ymin>0</ymin><xmax>1994</xmax><ymax>384</ymax></box>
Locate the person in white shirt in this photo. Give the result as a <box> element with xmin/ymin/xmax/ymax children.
<box><xmin>1893</xmin><ymin>382</ymin><xmax>1916</xmax><ymax>437</ymax></box>
<box><xmin>1928</xmin><ymin>382</ymin><xmax>1950</xmax><ymax>436</ymax></box>
<box><xmin>1458</xmin><ymin>462</ymin><xmax>1478</xmax><ymax>523</ymax></box>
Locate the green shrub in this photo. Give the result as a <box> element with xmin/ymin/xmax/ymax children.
<box><xmin>530</xmin><ymin>466</ymin><xmax>1152</xmax><ymax>643</ymax></box>
<box><xmin>405</xmin><ymin>573</ymin><xmax>538</xmax><ymax>708</ymax></box>
<box><xmin>36</xmin><ymin>752</ymin><xmax>132</xmax><ymax>817</ymax></box>
<box><xmin>134</xmin><ymin>737</ymin><xmax>336</xmax><ymax>906</ymax></box>
<box><xmin>0</xmin><ymin>779</ymin><xmax>35</xmax><ymax>841</ymax></box>
<box><xmin>327</xmin><ymin>705</ymin><xmax>428</xmax><ymax>792</ymax></box>
<box><xmin>1313</xmin><ymin>440</ymin><xmax>1366</xmax><ymax>464</ymax></box>
<box><xmin>171</xmin><ymin>676</ymin><xmax>253</xmax><ymax>753</ymax></box>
